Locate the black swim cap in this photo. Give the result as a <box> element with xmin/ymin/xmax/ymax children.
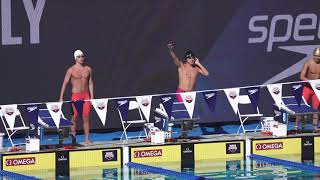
<box><xmin>184</xmin><ymin>50</ymin><xmax>195</xmax><ymax>59</ymax></box>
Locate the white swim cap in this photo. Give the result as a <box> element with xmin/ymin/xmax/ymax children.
<box><xmin>74</xmin><ymin>50</ymin><xmax>84</xmax><ymax>60</ymax></box>
<box><xmin>314</xmin><ymin>48</ymin><xmax>320</xmax><ymax>56</ymax></box>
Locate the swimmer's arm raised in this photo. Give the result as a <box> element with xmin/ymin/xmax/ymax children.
<box><xmin>167</xmin><ymin>43</ymin><xmax>182</xmax><ymax>67</ymax></box>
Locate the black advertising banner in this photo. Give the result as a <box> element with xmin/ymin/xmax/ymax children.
<box><xmin>301</xmin><ymin>136</ymin><xmax>314</xmax><ymax>163</ymax></box>
<box><xmin>56</xmin><ymin>151</ymin><xmax>70</xmax><ymax>177</ymax></box>
<box><xmin>181</xmin><ymin>143</ymin><xmax>194</xmax><ymax>171</ymax></box>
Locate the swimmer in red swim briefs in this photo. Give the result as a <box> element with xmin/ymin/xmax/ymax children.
<box><xmin>295</xmin><ymin>48</ymin><xmax>320</xmax><ymax>133</ymax></box>
<box><xmin>167</xmin><ymin>43</ymin><xmax>209</xmax><ymax>102</ymax></box>
<box><xmin>59</xmin><ymin>50</ymin><xmax>94</xmax><ymax>144</ymax></box>
<box><xmin>167</xmin><ymin>43</ymin><xmax>210</xmax><ymax>136</ymax></box>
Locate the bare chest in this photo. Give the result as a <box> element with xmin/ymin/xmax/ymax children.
<box><xmin>308</xmin><ymin>64</ymin><xmax>320</xmax><ymax>74</ymax></box>
<box><xmin>72</xmin><ymin>68</ymin><xmax>90</xmax><ymax>79</ymax></box>
<box><xmin>179</xmin><ymin>66</ymin><xmax>198</xmax><ymax>78</ymax></box>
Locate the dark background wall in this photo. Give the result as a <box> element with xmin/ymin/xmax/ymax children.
<box><xmin>1</xmin><ymin>0</ymin><xmax>320</xmax><ymax>131</ymax></box>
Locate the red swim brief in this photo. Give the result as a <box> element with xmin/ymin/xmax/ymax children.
<box><xmin>71</xmin><ymin>91</ymin><xmax>91</xmax><ymax>117</ymax></box>
<box><xmin>303</xmin><ymin>85</ymin><xmax>320</xmax><ymax>110</ymax></box>
<box><xmin>176</xmin><ymin>88</ymin><xmax>186</xmax><ymax>102</ymax></box>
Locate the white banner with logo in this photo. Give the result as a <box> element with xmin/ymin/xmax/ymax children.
<box><xmin>136</xmin><ymin>95</ymin><xmax>152</xmax><ymax>121</ymax></box>
<box><xmin>267</xmin><ymin>84</ymin><xmax>283</xmax><ymax>107</ymax></box>
<box><xmin>224</xmin><ymin>88</ymin><xmax>240</xmax><ymax>114</ymax></box>
<box><xmin>180</xmin><ymin>92</ymin><xmax>197</xmax><ymax>118</ymax></box>
<box><xmin>309</xmin><ymin>80</ymin><xmax>320</xmax><ymax>105</ymax></box>
<box><xmin>91</xmin><ymin>99</ymin><xmax>109</xmax><ymax>126</ymax></box>
<box><xmin>46</xmin><ymin>102</ymin><xmax>63</xmax><ymax>128</ymax></box>
<box><xmin>0</xmin><ymin>104</ymin><xmax>18</xmax><ymax>131</ymax></box>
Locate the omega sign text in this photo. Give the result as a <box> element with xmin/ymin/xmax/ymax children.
<box><xmin>6</xmin><ymin>157</ymin><xmax>36</xmax><ymax>166</ymax></box>
<box><xmin>134</xmin><ymin>149</ymin><xmax>162</xmax><ymax>158</ymax></box>
<box><xmin>256</xmin><ymin>142</ymin><xmax>283</xmax><ymax>150</ymax></box>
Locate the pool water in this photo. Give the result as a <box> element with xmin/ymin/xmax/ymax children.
<box><xmin>189</xmin><ymin>158</ymin><xmax>319</xmax><ymax>179</ymax></box>
<box><xmin>143</xmin><ymin>153</ymin><xmax>320</xmax><ymax>179</ymax></box>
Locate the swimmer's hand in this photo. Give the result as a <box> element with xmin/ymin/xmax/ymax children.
<box><xmin>167</xmin><ymin>43</ymin><xmax>174</xmax><ymax>51</ymax></box>
<box><xmin>194</xmin><ymin>57</ymin><xmax>200</xmax><ymax>64</ymax></box>
<box><xmin>192</xmin><ymin>58</ymin><xmax>200</xmax><ymax>67</ymax></box>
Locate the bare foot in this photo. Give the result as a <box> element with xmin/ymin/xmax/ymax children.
<box><xmin>84</xmin><ymin>140</ymin><xmax>92</xmax><ymax>145</ymax></box>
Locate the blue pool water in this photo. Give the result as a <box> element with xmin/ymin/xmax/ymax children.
<box><xmin>143</xmin><ymin>154</ymin><xmax>320</xmax><ymax>179</ymax></box>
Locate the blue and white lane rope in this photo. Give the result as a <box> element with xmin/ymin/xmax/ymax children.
<box><xmin>0</xmin><ymin>170</ymin><xmax>41</xmax><ymax>180</ymax></box>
